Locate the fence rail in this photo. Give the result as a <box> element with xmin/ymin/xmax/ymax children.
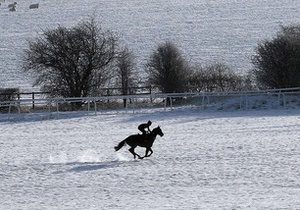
<box><xmin>1</xmin><ymin>87</ymin><xmax>300</xmax><ymax>119</ymax></box>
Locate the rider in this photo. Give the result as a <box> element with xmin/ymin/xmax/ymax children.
<box><xmin>138</xmin><ymin>120</ymin><xmax>152</xmax><ymax>135</ymax></box>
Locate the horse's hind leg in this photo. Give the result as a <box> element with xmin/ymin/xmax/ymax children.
<box><xmin>129</xmin><ymin>147</ymin><xmax>142</xmax><ymax>159</ymax></box>
<box><xmin>128</xmin><ymin>147</ymin><xmax>135</xmax><ymax>159</ymax></box>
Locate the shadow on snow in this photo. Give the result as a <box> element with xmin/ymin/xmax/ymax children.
<box><xmin>67</xmin><ymin>160</ymin><xmax>127</xmax><ymax>172</ymax></box>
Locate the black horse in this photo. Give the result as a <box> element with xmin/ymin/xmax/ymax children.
<box><xmin>114</xmin><ymin>126</ymin><xmax>164</xmax><ymax>159</ymax></box>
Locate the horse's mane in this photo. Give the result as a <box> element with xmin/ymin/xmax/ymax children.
<box><xmin>151</xmin><ymin>126</ymin><xmax>160</xmax><ymax>133</ymax></box>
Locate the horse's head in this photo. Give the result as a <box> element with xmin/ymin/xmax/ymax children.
<box><xmin>153</xmin><ymin>126</ymin><xmax>164</xmax><ymax>137</ymax></box>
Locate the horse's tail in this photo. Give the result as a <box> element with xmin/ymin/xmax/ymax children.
<box><xmin>114</xmin><ymin>139</ymin><xmax>126</xmax><ymax>151</ymax></box>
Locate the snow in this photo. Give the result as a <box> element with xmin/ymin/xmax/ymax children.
<box><xmin>1</xmin><ymin>0</ymin><xmax>300</xmax><ymax>208</ymax></box>
<box><xmin>1</xmin><ymin>0</ymin><xmax>300</xmax><ymax>91</ymax></box>
<box><xmin>1</xmin><ymin>107</ymin><xmax>300</xmax><ymax>209</ymax></box>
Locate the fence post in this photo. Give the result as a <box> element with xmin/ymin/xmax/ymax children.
<box><xmin>56</xmin><ymin>100</ymin><xmax>59</xmax><ymax>119</ymax></box>
<box><xmin>150</xmin><ymin>86</ymin><xmax>153</xmax><ymax>103</ymax></box>
<box><xmin>206</xmin><ymin>95</ymin><xmax>210</xmax><ymax>110</ymax></box>
<box><xmin>124</xmin><ymin>96</ymin><xmax>128</xmax><ymax>111</ymax></box>
<box><xmin>32</xmin><ymin>92</ymin><xmax>35</xmax><ymax>109</ymax></box>
<box><xmin>240</xmin><ymin>95</ymin><xmax>243</xmax><ymax>109</ymax></box>
<box><xmin>94</xmin><ymin>98</ymin><xmax>97</xmax><ymax>115</ymax></box>
<box><xmin>17</xmin><ymin>101</ymin><xmax>21</xmax><ymax>114</ymax></box>
<box><xmin>107</xmin><ymin>89</ymin><xmax>110</xmax><ymax>103</ymax></box>
<box><xmin>87</xmin><ymin>99</ymin><xmax>90</xmax><ymax>112</ymax></box>
<box><xmin>132</xmin><ymin>97</ymin><xmax>135</xmax><ymax>113</ymax></box>
<box><xmin>202</xmin><ymin>94</ymin><xmax>205</xmax><ymax>108</ymax></box>
<box><xmin>282</xmin><ymin>93</ymin><xmax>286</xmax><ymax>108</ymax></box>
<box><xmin>8</xmin><ymin>102</ymin><xmax>11</xmax><ymax>113</ymax></box>
<box><xmin>170</xmin><ymin>97</ymin><xmax>173</xmax><ymax>110</ymax></box>
<box><xmin>47</xmin><ymin>99</ymin><xmax>51</xmax><ymax>119</ymax></box>
<box><xmin>277</xmin><ymin>92</ymin><xmax>281</xmax><ymax>107</ymax></box>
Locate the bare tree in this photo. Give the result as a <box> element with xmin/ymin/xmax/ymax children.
<box><xmin>145</xmin><ymin>41</ymin><xmax>190</xmax><ymax>93</ymax></box>
<box><xmin>252</xmin><ymin>25</ymin><xmax>300</xmax><ymax>89</ymax></box>
<box><xmin>115</xmin><ymin>47</ymin><xmax>137</xmax><ymax>107</ymax></box>
<box><xmin>23</xmin><ymin>17</ymin><xmax>118</xmax><ymax>102</ymax></box>
<box><xmin>0</xmin><ymin>88</ymin><xmax>19</xmax><ymax>113</ymax></box>
<box><xmin>208</xmin><ymin>63</ymin><xmax>243</xmax><ymax>91</ymax></box>
<box><xmin>188</xmin><ymin>63</ymin><xmax>243</xmax><ymax>92</ymax></box>
<box><xmin>115</xmin><ymin>47</ymin><xmax>137</xmax><ymax>94</ymax></box>
<box><xmin>187</xmin><ymin>64</ymin><xmax>206</xmax><ymax>92</ymax></box>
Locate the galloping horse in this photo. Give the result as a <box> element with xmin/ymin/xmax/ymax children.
<box><xmin>114</xmin><ymin>126</ymin><xmax>164</xmax><ymax>159</ymax></box>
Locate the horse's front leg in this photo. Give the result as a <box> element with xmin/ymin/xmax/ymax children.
<box><xmin>142</xmin><ymin>148</ymin><xmax>150</xmax><ymax>159</ymax></box>
<box><xmin>144</xmin><ymin>148</ymin><xmax>153</xmax><ymax>158</ymax></box>
<box><xmin>147</xmin><ymin>148</ymin><xmax>153</xmax><ymax>157</ymax></box>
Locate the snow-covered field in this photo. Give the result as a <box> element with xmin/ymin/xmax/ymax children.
<box><xmin>1</xmin><ymin>0</ymin><xmax>300</xmax><ymax>91</ymax></box>
<box><xmin>1</xmin><ymin>107</ymin><xmax>300</xmax><ymax>209</ymax></box>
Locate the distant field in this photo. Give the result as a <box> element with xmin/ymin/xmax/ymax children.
<box><xmin>1</xmin><ymin>0</ymin><xmax>300</xmax><ymax>92</ymax></box>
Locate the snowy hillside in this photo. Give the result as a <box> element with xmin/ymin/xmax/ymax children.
<box><xmin>1</xmin><ymin>0</ymin><xmax>300</xmax><ymax>92</ymax></box>
<box><xmin>1</xmin><ymin>107</ymin><xmax>300</xmax><ymax>209</ymax></box>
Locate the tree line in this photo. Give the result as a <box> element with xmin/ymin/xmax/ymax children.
<box><xmin>22</xmin><ymin>17</ymin><xmax>300</xmax><ymax>102</ymax></box>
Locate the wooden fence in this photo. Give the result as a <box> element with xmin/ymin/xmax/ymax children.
<box><xmin>1</xmin><ymin>87</ymin><xmax>300</xmax><ymax>119</ymax></box>
<box><xmin>0</xmin><ymin>86</ymin><xmax>153</xmax><ymax>109</ymax></box>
